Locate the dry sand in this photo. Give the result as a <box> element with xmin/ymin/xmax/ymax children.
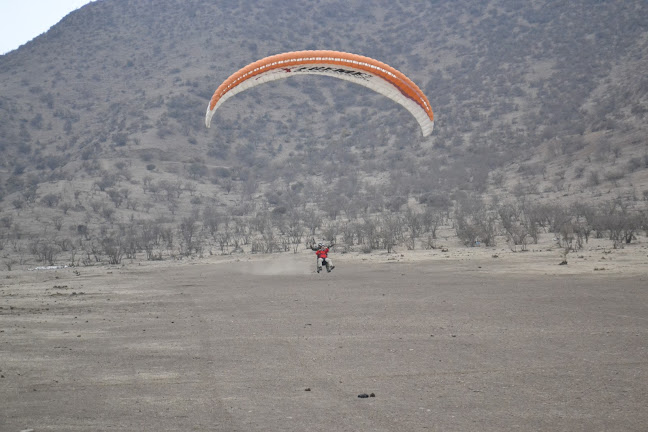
<box><xmin>1</xmin><ymin>243</ymin><xmax>647</xmax><ymax>431</ymax></box>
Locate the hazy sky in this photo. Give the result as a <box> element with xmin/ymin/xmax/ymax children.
<box><xmin>0</xmin><ymin>0</ymin><xmax>96</xmax><ymax>55</ymax></box>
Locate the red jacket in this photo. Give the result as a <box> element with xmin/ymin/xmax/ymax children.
<box><xmin>316</xmin><ymin>248</ymin><xmax>329</xmax><ymax>259</ymax></box>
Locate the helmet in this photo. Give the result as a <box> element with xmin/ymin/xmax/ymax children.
<box><xmin>318</xmin><ymin>243</ymin><xmax>324</xmax><ymax>248</ymax></box>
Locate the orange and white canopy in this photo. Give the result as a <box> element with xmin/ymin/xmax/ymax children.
<box><xmin>205</xmin><ymin>50</ymin><xmax>434</xmax><ymax>137</ymax></box>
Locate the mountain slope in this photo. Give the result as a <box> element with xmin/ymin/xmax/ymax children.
<box><xmin>0</xmin><ymin>0</ymin><xmax>647</xmax><ymax>265</ymax></box>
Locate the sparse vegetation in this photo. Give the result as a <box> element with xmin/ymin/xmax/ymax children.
<box><xmin>0</xmin><ymin>0</ymin><xmax>647</xmax><ymax>268</ymax></box>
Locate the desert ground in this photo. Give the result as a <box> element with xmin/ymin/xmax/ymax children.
<box><xmin>1</xmin><ymin>243</ymin><xmax>647</xmax><ymax>431</ymax></box>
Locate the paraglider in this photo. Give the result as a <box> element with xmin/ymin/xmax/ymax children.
<box><xmin>205</xmin><ymin>50</ymin><xmax>434</xmax><ymax>136</ymax></box>
<box><xmin>307</xmin><ymin>241</ymin><xmax>335</xmax><ymax>273</ymax></box>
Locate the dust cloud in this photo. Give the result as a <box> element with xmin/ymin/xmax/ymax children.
<box><xmin>243</xmin><ymin>254</ymin><xmax>313</xmax><ymax>276</ymax></box>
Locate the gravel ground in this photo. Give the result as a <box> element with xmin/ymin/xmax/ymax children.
<box><xmin>1</xmin><ymin>253</ymin><xmax>647</xmax><ymax>431</ymax></box>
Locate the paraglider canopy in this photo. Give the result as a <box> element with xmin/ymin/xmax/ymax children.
<box><xmin>205</xmin><ymin>50</ymin><xmax>434</xmax><ymax>136</ymax></box>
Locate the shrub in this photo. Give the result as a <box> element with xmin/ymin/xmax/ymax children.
<box><xmin>40</xmin><ymin>193</ymin><xmax>60</xmax><ymax>207</ymax></box>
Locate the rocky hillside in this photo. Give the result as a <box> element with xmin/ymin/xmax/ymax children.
<box><xmin>1</xmin><ymin>0</ymin><xmax>647</xmax><ymax>267</ymax></box>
